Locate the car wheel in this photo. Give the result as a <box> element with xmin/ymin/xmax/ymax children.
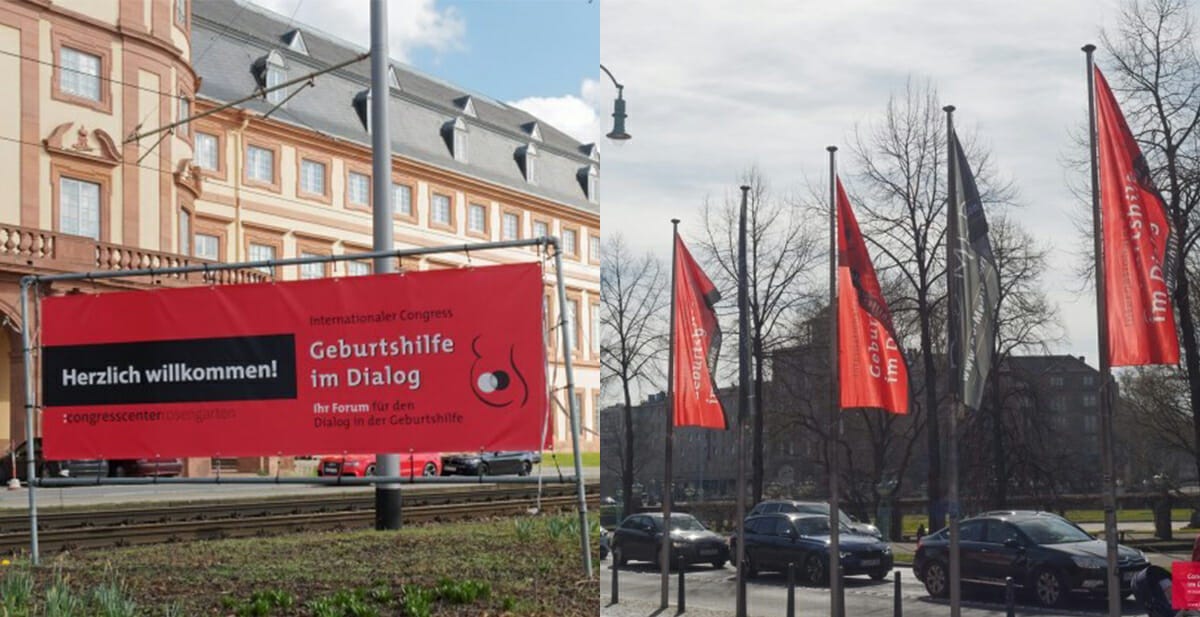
<box><xmin>711</xmin><ymin>560</ymin><xmax>726</xmax><ymax>569</ymax></box>
<box><xmin>612</xmin><ymin>545</ymin><xmax>627</xmax><ymax>567</ymax></box>
<box><xmin>922</xmin><ymin>561</ymin><xmax>949</xmax><ymax>598</ymax></box>
<box><xmin>478</xmin><ymin>462</ymin><xmax>490</xmax><ymax>477</ymax></box>
<box><xmin>1032</xmin><ymin>567</ymin><xmax>1068</xmax><ymax>608</ymax></box>
<box><xmin>422</xmin><ymin>463</ymin><xmax>437</xmax><ymax>477</ymax></box>
<box><xmin>804</xmin><ymin>554</ymin><xmax>828</xmax><ymax>586</ymax></box>
<box><xmin>365</xmin><ymin>464</ymin><xmax>377</xmax><ymax>476</ymax></box>
<box><xmin>520</xmin><ymin>461</ymin><xmax>532</xmax><ymax>476</ymax></box>
<box><xmin>113</xmin><ymin>465</ymin><xmax>128</xmax><ymax>478</ymax></box>
<box><xmin>869</xmin><ymin>569</ymin><xmax>889</xmax><ymax>581</ymax></box>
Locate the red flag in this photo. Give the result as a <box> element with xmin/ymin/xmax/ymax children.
<box><xmin>671</xmin><ymin>234</ymin><xmax>727</xmax><ymax>428</ymax></box>
<box><xmin>837</xmin><ymin>179</ymin><xmax>909</xmax><ymax>413</ymax></box>
<box><xmin>1094</xmin><ymin>66</ymin><xmax>1180</xmax><ymax>366</ymax></box>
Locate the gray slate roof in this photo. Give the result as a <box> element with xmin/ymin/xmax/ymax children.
<box><xmin>190</xmin><ymin>0</ymin><xmax>599</xmax><ymax>214</ymax></box>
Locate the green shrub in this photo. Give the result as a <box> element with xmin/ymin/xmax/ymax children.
<box><xmin>514</xmin><ymin>518</ymin><xmax>537</xmax><ymax>542</ymax></box>
<box><xmin>44</xmin><ymin>573</ymin><xmax>83</xmax><ymax>617</ymax></box>
<box><xmin>400</xmin><ymin>585</ymin><xmax>432</xmax><ymax>617</ymax></box>
<box><xmin>90</xmin><ymin>580</ymin><xmax>137</xmax><ymax>617</ymax></box>
<box><xmin>0</xmin><ymin>567</ymin><xmax>33</xmax><ymax>617</ymax></box>
<box><xmin>433</xmin><ymin>578</ymin><xmax>490</xmax><ymax>604</ymax></box>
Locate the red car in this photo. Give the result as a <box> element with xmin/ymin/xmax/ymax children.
<box><xmin>317</xmin><ymin>453</ymin><xmax>442</xmax><ymax>478</ymax></box>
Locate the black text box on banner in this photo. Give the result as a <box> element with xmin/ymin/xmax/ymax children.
<box><xmin>43</xmin><ymin>334</ymin><xmax>298</xmax><ymax>406</ymax></box>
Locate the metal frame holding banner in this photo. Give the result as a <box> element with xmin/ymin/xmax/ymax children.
<box><xmin>17</xmin><ymin>237</ymin><xmax>592</xmax><ymax>576</ymax></box>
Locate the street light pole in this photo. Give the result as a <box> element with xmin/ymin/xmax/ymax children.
<box><xmin>369</xmin><ymin>0</ymin><xmax>401</xmax><ymax>531</ymax></box>
<box><xmin>600</xmin><ymin>64</ymin><xmax>631</xmax><ymax>141</ymax></box>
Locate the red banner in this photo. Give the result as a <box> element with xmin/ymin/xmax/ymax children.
<box><xmin>837</xmin><ymin>179</ymin><xmax>908</xmax><ymax>414</ymax></box>
<box><xmin>40</xmin><ymin>263</ymin><xmax>548</xmax><ymax>459</ymax></box>
<box><xmin>1095</xmin><ymin>66</ymin><xmax>1180</xmax><ymax>366</ymax></box>
<box><xmin>671</xmin><ymin>234</ymin><xmax>727</xmax><ymax>429</ymax></box>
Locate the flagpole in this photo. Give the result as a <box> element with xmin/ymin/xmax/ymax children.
<box><xmin>826</xmin><ymin>145</ymin><xmax>844</xmax><ymax>617</ymax></box>
<box><xmin>943</xmin><ymin>104</ymin><xmax>962</xmax><ymax>617</ymax></box>
<box><xmin>735</xmin><ymin>184</ymin><xmax>751</xmax><ymax>617</ymax></box>
<box><xmin>661</xmin><ymin>218</ymin><xmax>681</xmax><ymax>610</ymax></box>
<box><xmin>1083</xmin><ymin>43</ymin><xmax>1122</xmax><ymax>617</ymax></box>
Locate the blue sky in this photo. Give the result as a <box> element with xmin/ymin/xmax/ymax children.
<box><xmin>407</xmin><ymin>0</ymin><xmax>599</xmax><ymax>102</ymax></box>
<box><xmin>246</xmin><ymin>0</ymin><xmax>602</xmax><ymax>142</ymax></box>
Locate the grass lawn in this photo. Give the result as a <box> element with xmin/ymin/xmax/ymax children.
<box><xmin>545</xmin><ymin>451</ymin><xmax>600</xmax><ymax>468</ymax></box>
<box><xmin>898</xmin><ymin>509</ymin><xmax>1194</xmax><ymax>536</ymax></box>
<box><xmin>0</xmin><ymin>514</ymin><xmax>600</xmax><ymax>616</ymax></box>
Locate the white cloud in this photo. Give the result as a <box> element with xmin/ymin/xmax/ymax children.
<box><xmin>246</xmin><ymin>0</ymin><xmax>465</xmax><ymax>63</ymax></box>
<box><xmin>599</xmin><ymin>0</ymin><xmax>1166</xmax><ymax>362</ymax></box>
<box><xmin>508</xmin><ymin>79</ymin><xmax>602</xmax><ymax>144</ymax></box>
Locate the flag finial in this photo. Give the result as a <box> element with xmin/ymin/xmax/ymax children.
<box><xmin>943</xmin><ymin>105</ymin><xmax>956</xmax><ymax>113</ymax></box>
<box><xmin>826</xmin><ymin>145</ymin><xmax>838</xmax><ymax>153</ymax></box>
<box><xmin>671</xmin><ymin>218</ymin><xmax>680</xmax><ymax>225</ymax></box>
<box><xmin>1082</xmin><ymin>43</ymin><xmax>1096</xmax><ymax>53</ymax></box>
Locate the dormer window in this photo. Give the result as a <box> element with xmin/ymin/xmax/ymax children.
<box><xmin>388</xmin><ymin>66</ymin><xmax>400</xmax><ymax>89</ymax></box>
<box><xmin>581</xmin><ymin>143</ymin><xmax>600</xmax><ymax>164</ymax></box>
<box><xmin>352</xmin><ymin>89</ymin><xmax>372</xmax><ymax>133</ymax></box>
<box><xmin>519</xmin><ymin>143</ymin><xmax>538</xmax><ymax>185</ymax></box>
<box><xmin>523</xmin><ymin>122</ymin><xmax>542</xmax><ymax>142</ymax></box>
<box><xmin>443</xmin><ymin>117</ymin><xmax>468</xmax><ymax>163</ymax></box>
<box><xmin>252</xmin><ymin>51</ymin><xmax>287</xmax><ymax>105</ymax></box>
<box><xmin>282</xmin><ymin>29</ymin><xmax>308</xmax><ymax>55</ymax></box>
<box><xmin>586</xmin><ymin>165</ymin><xmax>598</xmax><ymax>203</ymax></box>
<box><xmin>454</xmin><ymin>96</ymin><xmax>477</xmax><ymax>118</ymax></box>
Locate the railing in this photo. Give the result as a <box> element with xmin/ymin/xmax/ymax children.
<box><xmin>0</xmin><ymin>226</ymin><xmax>56</xmax><ymax>261</ymax></box>
<box><xmin>0</xmin><ymin>223</ymin><xmax>268</xmax><ymax>286</ymax></box>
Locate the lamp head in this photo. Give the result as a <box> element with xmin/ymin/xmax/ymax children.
<box><xmin>606</xmin><ymin>85</ymin><xmax>631</xmax><ymax>141</ymax></box>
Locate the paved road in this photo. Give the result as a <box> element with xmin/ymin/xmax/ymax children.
<box><xmin>0</xmin><ymin>466</ymin><xmax>599</xmax><ymax>509</ymax></box>
<box><xmin>601</xmin><ymin>561</ymin><xmax>1151</xmax><ymax>617</ymax></box>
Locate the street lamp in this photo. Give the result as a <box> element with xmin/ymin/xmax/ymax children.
<box><xmin>600</xmin><ymin>64</ymin><xmax>631</xmax><ymax>141</ymax></box>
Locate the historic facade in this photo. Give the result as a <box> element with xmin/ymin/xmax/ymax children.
<box><xmin>0</xmin><ymin>0</ymin><xmax>601</xmax><ymax>473</ymax></box>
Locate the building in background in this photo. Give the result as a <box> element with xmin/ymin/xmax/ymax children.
<box><xmin>0</xmin><ymin>0</ymin><xmax>600</xmax><ymax>474</ymax></box>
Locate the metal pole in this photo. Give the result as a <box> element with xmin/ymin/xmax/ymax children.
<box><xmin>1083</xmin><ymin>43</ymin><xmax>1121</xmax><ymax>617</ymax></box>
<box><xmin>827</xmin><ymin>145</ymin><xmax>843</xmax><ymax>617</ymax></box>
<box><xmin>662</xmin><ymin>219</ymin><xmax>680</xmax><ymax>608</ymax></box>
<box><xmin>369</xmin><ymin>0</ymin><xmax>401</xmax><ymax>532</ymax></box>
<box><xmin>553</xmin><ymin>241</ymin><xmax>593</xmax><ymax>577</ymax></box>
<box><xmin>894</xmin><ymin>571</ymin><xmax>902</xmax><ymax>617</ymax></box>
<box><xmin>944</xmin><ymin>105</ymin><xmax>962</xmax><ymax>617</ymax></box>
<box><xmin>677</xmin><ymin>565</ymin><xmax>685</xmax><ymax>613</ymax></box>
<box><xmin>787</xmin><ymin>562</ymin><xmax>796</xmax><ymax>617</ymax></box>
<box><xmin>1005</xmin><ymin>576</ymin><xmax>1016</xmax><ymax>617</ymax></box>
<box><xmin>735</xmin><ymin>185</ymin><xmax>751</xmax><ymax>617</ymax></box>
<box><xmin>19</xmin><ymin>280</ymin><xmax>38</xmax><ymax>565</ymax></box>
<box><xmin>611</xmin><ymin>554</ymin><xmax>619</xmax><ymax>603</ymax></box>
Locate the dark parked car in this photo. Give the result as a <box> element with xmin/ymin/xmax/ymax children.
<box><xmin>108</xmin><ymin>458</ymin><xmax>183</xmax><ymax>477</ymax></box>
<box><xmin>0</xmin><ymin>439</ymin><xmax>108</xmax><ymax>482</ymax></box>
<box><xmin>912</xmin><ymin>511</ymin><xmax>1148</xmax><ymax>608</ymax></box>
<box><xmin>610</xmin><ymin>512</ymin><xmax>729</xmax><ymax>569</ymax></box>
<box><xmin>441</xmin><ymin>451</ymin><xmax>541</xmax><ymax>476</ymax></box>
<box><xmin>731</xmin><ymin>513</ymin><xmax>893</xmax><ymax>584</ymax></box>
<box><xmin>749</xmin><ymin>499</ymin><xmax>882</xmax><ymax>539</ymax></box>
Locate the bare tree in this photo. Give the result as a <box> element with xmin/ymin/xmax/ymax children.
<box><xmin>850</xmin><ymin>78</ymin><xmax>1016</xmax><ymax>530</ymax></box>
<box><xmin>600</xmin><ymin>234</ymin><xmax>667</xmax><ymax>518</ymax></box>
<box><xmin>976</xmin><ymin>215</ymin><xmax>1065</xmax><ymax>507</ymax></box>
<box><xmin>695</xmin><ymin>168</ymin><xmax>822</xmax><ymax>504</ymax></box>
<box><xmin>1099</xmin><ymin>0</ymin><xmax>1200</xmax><ymax>483</ymax></box>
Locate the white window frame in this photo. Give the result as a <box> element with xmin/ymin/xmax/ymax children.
<box><xmin>58</xmin><ymin>176</ymin><xmax>100</xmax><ymax>240</ymax></box>
<box><xmin>562</xmin><ymin>228</ymin><xmax>578</xmax><ymax>256</ymax></box>
<box><xmin>502</xmin><ymin>212</ymin><xmax>520</xmax><ymax>241</ymax></box>
<box><xmin>393</xmin><ymin>183</ymin><xmax>413</xmax><ymax>217</ymax></box>
<box><xmin>179</xmin><ymin>209</ymin><xmax>191</xmax><ymax>256</ymax></box>
<box><xmin>194</xmin><ymin>233</ymin><xmax>220</xmax><ymax>260</ymax></box>
<box><xmin>248</xmin><ymin>242</ymin><xmax>276</xmax><ymax>274</ymax></box>
<box><xmin>533</xmin><ymin>220</ymin><xmax>549</xmax><ymax>239</ymax></box>
<box><xmin>265</xmin><ymin>54</ymin><xmax>286</xmax><ymax>105</ymax></box>
<box><xmin>246</xmin><ymin>145</ymin><xmax>274</xmax><ymax>183</ymax></box>
<box><xmin>299</xmin><ymin>252</ymin><xmax>324</xmax><ymax>280</ymax></box>
<box><xmin>60</xmin><ymin>47</ymin><xmax>101</xmax><ymax>102</ymax></box>
<box><xmin>431</xmin><ymin>193</ymin><xmax>452</xmax><ymax>226</ymax></box>
<box><xmin>300</xmin><ymin>159</ymin><xmax>326</xmax><ymax>195</ymax></box>
<box><xmin>591</xmin><ymin>301</ymin><xmax>600</xmax><ymax>354</ymax></box>
<box><xmin>348</xmin><ymin>171</ymin><xmax>370</xmax><ymax>206</ymax></box>
<box><xmin>468</xmin><ymin>204</ymin><xmax>487</xmax><ymax>234</ymax></box>
<box><xmin>346</xmin><ymin>261</ymin><xmax>371</xmax><ymax>276</ymax></box>
<box><xmin>194</xmin><ymin>132</ymin><xmax>218</xmax><ymax>170</ymax></box>
<box><xmin>589</xmin><ymin>235</ymin><xmax>600</xmax><ymax>262</ymax></box>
